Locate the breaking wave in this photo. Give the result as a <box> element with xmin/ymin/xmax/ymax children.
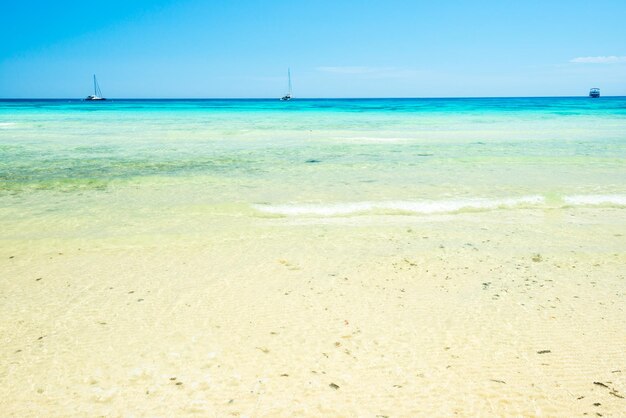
<box><xmin>563</xmin><ymin>194</ymin><xmax>626</xmax><ymax>206</ymax></box>
<box><xmin>253</xmin><ymin>195</ymin><xmax>545</xmax><ymax>216</ymax></box>
<box><xmin>254</xmin><ymin>193</ymin><xmax>626</xmax><ymax>217</ymax></box>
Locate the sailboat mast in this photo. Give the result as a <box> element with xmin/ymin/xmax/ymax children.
<box><xmin>93</xmin><ymin>75</ymin><xmax>97</xmax><ymax>96</ymax></box>
<box><xmin>288</xmin><ymin>68</ymin><xmax>292</xmax><ymax>96</ymax></box>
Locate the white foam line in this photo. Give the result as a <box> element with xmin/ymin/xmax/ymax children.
<box><xmin>254</xmin><ymin>195</ymin><xmax>545</xmax><ymax>216</ymax></box>
<box><xmin>563</xmin><ymin>194</ymin><xmax>626</xmax><ymax>206</ymax></box>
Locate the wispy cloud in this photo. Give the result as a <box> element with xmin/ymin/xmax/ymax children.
<box><xmin>570</xmin><ymin>56</ymin><xmax>626</xmax><ymax>64</ymax></box>
<box><xmin>316</xmin><ymin>66</ymin><xmax>418</xmax><ymax>78</ymax></box>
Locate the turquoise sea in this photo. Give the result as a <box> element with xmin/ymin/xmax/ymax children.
<box><xmin>1</xmin><ymin>97</ymin><xmax>625</xmax><ymax>238</ymax></box>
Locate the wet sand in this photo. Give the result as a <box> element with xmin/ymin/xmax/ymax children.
<box><xmin>1</xmin><ymin>209</ymin><xmax>625</xmax><ymax>417</ymax></box>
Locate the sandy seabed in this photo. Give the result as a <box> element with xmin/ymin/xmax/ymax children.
<box><xmin>1</xmin><ymin>208</ymin><xmax>625</xmax><ymax>417</ymax></box>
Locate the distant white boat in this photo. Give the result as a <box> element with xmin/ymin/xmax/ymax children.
<box><xmin>280</xmin><ymin>68</ymin><xmax>292</xmax><ymax>101</ymax></box>
<box><xmin>85</xmin><ymin>75</ymin><xmax>105</xmax><ymax>101</ymax></box>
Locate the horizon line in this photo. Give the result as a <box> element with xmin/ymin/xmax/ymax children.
<box><xmin>0</xmin><ymin>95</ymin><xmax>623</xmax><ymax>100</ymax></box>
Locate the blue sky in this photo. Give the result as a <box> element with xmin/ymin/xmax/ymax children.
<box><xmin>1</xmin><ymin>0</ymin><xmax>625</xmax><ymax>98</ymax></box>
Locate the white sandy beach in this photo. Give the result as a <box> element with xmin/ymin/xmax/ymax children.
<box><xmin>1</xmin><ymin>207</ymin><xmax>625</xmax><ymax>417</ymax></box>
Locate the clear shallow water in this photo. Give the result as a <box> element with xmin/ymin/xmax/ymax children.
<box><xmin>4</xmin><ymin>99</ymin><xmax>626</xmax><ymax>418</ymax></box>
<box><xmin>1</xmin><ymin>98</ymin><xmax>625</xmax><ymax>223</ymax></box>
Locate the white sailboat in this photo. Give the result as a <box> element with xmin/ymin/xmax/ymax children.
<box><xmin>280</xmin><ymin>69</ymin><xmax>292</xmax><ymax>101</ymax></box>
<box><xmin>85</xmin><ymin>74</ymin><xmax>106</xmax><ymax>101</ymax></box>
